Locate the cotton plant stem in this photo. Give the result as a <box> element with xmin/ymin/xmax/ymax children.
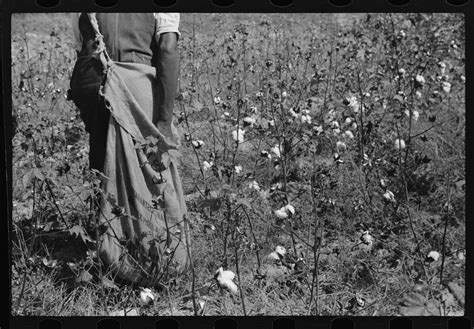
<box><xmin>439</xmin><ymin>171</ymin><xmax>451</xmax><ymax>285</ymax></box>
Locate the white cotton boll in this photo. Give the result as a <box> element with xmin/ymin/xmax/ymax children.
<box><xmin>348</xmin><ymin>96</ymin><xmax>360</xmax><ymax>113</ymax></box>
<box><xmin>460</xmin><ymin>75</ymin><xmax>465</xmax><ymax>83</ymax></box>
<box><xmin>412</xmin><ymin>110</ymin><xmax>419</xmax><ymax>121</ymax></box>
<box><xmin>267</xmin><ymin>251</ymin><xmax>281</xmax><ymax>261</ymax></box>
<box><xmin>383</xmin><ymin>190</ymin><xmax>396</xmax><ymax>203</ymax></box>
<box><xmin>274</xmin><ymin>207</ymin><xmax>288</xmax><ymax>219</ymax></box>
<box><xmin>394</xmin><ymin>139</ymin><xmax>406</xmax><ymax>150</ymax></box>
<box><xmin>232</xmin><ymin>129</ymin><xmax>245</xmax><ymax>143</ymax></box>
<box><xmin>270</xmin><ymin>145</ymin><xmax>282</xmax><ymax>158</ymax></box>
<box><xmin>415</xmin><ymin>75</ymin><xmax>425</xmax><ymax>84</ymax></box>
<box><xmin>344</xmin><ymin>130</ymin><xmax>354</xmax><ymax>139</ymax></box>
<box><xmin>438</xmin><ymin>61</ymin><xmax>446</xmax><ymax>75</ymax></box>
<box><xmin>398</xmin><ymin>68</ymin><xmax>406</xmax><ymax>76</ymax></box>
<box><xmin>289</xmin><ymin>108</ymin><xmax>298</xmax><ymax>118</ymax></box>
<box><xmin>215</xmin><ymin>267</ymin><xmax>238</xmax><ymax>294</ymax></box>
<box><xmin>415</xmin><ymin>91</ymin><xmax>422</xmax><ymax>99</ymax></box>
<box><xmin>203</xmin><ymin>161</ymin><xmax>213</xmax><ymax>171</ymax></box>
<box><xmin>214</xmin><ymin>96</ymin><xmax>221</xmax><ymax>105</ymax></box>
<box><xmin>360</xmin><ymin>231</ymin><xmax>374</xmax><ymax>245</ymax></box>
<box><xmin>331</xmin><ymin>121</ymin><xmax>340</xmax><ymax>129</ymax></box>
<box><xmin>248</xmin><ymin>180</ymin><xmax>260</xmax><ymax>191</ymax></box>
<box><xmin>442</xmin><ymin>81</ymin><xmax>451</xmax><ymax>93</ymax></box>
<box><xmin>313</xmin><ymin>125</ymin><xmax>323</xmax><ymax>134</ymax></box>
<box><xmin>426</xmin><ymin>251</ymin><xmax>440</xmax><ymax>262</ymax></box>
<box><xmin>268</xmin><ymin>119</ymin><xmax>275</xmax><ymax>127</ymax></box>
<box><xmin>234</xmin><ymin>165</ymin><xmax>242</xmax><ymax>174</ymax></box>
<box><xmin>261</xmin><ymin>150</ymin><xmax>272</xmax><ymax>159</ymax></box>
<box><xmin>301</xmin><ymin>114</ymin><xmax>312</xmax><ymax>124</ymax></box>
<box><xmin>336</xmin><ymin>141</ymin><xmax>347</xmax><ymax>152</ymax></box>
<box><xmin>243</xmin><ymin>116</ymin><xmax>256</xmax><ymax>127</ymax></box>
<box><xmin>344</xmin><ymin>117</ymin><xmax>353</xmax><ymax>125</ymax></box>
<box><xmin>351</xmin><ymin>122</ymin><xmax>358</xmax><ymax>130</ymax></box>
<box><xmin>285</xmin><ymin>204</ymin><xmax>295</xmax><ymax>216</ymax></box>
<box><xmin>192</xmin><ymin>140</ymin><xmax>205</xmax><ymax>149</ymax></box>
<box><xmin>139</xmin><ymin>288</ymin><xmax>155</xmax><ymax>306</ymax></box>
<box><xmin>275</xmin><ymin>245</ymin><xmax>286</xmax><ymax>257</ymax></box>
<box><xmin>282</xmin><ymin>91</ymin><xmax>288</xmax><ymax>98</ymax></box>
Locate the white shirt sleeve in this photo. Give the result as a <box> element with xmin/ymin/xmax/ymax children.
<box><xmin>153</xmin><ymin>13</ymin><xmax>181</xmax><ymax>40</ymax></box>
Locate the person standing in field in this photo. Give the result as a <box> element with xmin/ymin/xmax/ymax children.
<box><xmin>69</xmin><ymin>13</ymin><xmax>189</xmax><ymax>287</ymax></box>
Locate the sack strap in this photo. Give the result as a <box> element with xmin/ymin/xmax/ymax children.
<box><xmin>86</xmin><ymin>13</ymin><xmax>112</xmax><ymax>73</ymax></box>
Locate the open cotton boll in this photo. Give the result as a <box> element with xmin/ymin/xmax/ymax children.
<box><xmin>313</xmin><ymin>125</ymin><xmax>324</xmax><ymax>135</ymax></box>
<box><xmin>192</xmin><ymin>140</ymin><xmax>204</xmax><ymax>149</ymax></box>
<box><xmin>336</xmin><ymin>141</ymin><xmax>347</xmax><ymax>152</ymax></box>
<box><xmin>442</xmin><ymin>81</ymin><xmax>451</xmax><ymax>93</ymax></box>
<box><xmin>242</xmin><ymin>116</ymin><xmax>256</xmax><ymax>127</ymax></box>
<box><xmin>274</xmin><ymin>207</ymin><xmax>288</xmax><ymax>219</ymax></box>
<box><xmin>301</xmin><ymin>114</ymin><xmax>312</xmax><ymax>124</ymax></box>
<box><xmin>139</xmin><ymin>288</ymin><xmax>155</xmax><ymax>306</ymax></box>
<box><xmin>285</xmin><ymin>204</ymin><xmax>295</xmax><ymax>216</ymax></box>
<box><xmin>203</xmin><ymin>161</ymin><xmax>213</xmax><ymax>171</ymax></box>
<box><xmin>234</xmin><ymin>165</ymin><xmax>243</xmax><ymax>174</ymax></box>
<box><xmin>288</xmin><ymin>108</ymin><xmax>298</xmax><ymax>118</ymax></box>
<box><xmin>415</xmin><ymin>74</ymin><xmax>425</xmax><ymax>84</ymax></box>
<box><xmin>248</xmin><ymin>180</ymin><xmax>260</xmax><ymax>191</ymax></box>
<box><xmin>267</xmin><ymin>251</ymin><xmax>281</xmax><ymax>261</ymax></box>
<box><xmin>412</xmin><ymin>110</ymin><xmax>419</xmax><ymax>121</ymax></box>
<box><xmin>344</xmin><ymin>130</ymin><xmax>354</xmax><ymax>139</ymax></box>
<box><xmin>214</xmin><ymin>96</ymin><xmax>221</xmax><ymax>105</ymax></box>
<box><xmin>360</xmin><ymin>231</ymin><xmax>374</xmax><ymax>245</ymax></box>
<box><xmin>215</xmin><ymin>267</ymin><xmax>238</xmax><ymax>294</ymax></box>
<box><xmin>394</xmin><ymin>139</ymin><xmax>406</xmax><ymax>150</ymax></box>
<box><xmin>270</xmin><ymin>145</ymin><xmax>282</xmax><ymax>158</ymax></box>
<box><xmin>426</xmin><ymin>251</ymin><xmax>440</xmax><ymax>262</ymax></box>
<box><xmin>383</xmin><ymin>190</ymin><xmax>396</xmax><ymax>203</ymax></box>
<box><xmin>275</xmin><ymin>245</ymin><xmax>286</xmax><ymax>257</ymax></box>
<box><xmin>344</xmin><ymin>117</ymin><xmax>353</xmax><ymax>125</ymax></box>
<box><xmin>232</xmin><ymin>129</ymin><xmax>245</xmax><ymax>143</ymax></box>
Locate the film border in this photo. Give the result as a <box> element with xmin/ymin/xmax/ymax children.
<box><xmin>2</xmin><ymin>0</ymin><xmax>472</xmax><ymax>328</ymax></box>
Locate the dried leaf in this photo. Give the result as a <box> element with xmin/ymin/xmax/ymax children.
<box><xmin>101</xmin><ymin>276</ymin><xmax>119</xmax><ymax>290</ymax></box>
<box><xmin>75</xmin><ymin>269</ymin><xmax>93</xmax><ymax>283</ymax></box>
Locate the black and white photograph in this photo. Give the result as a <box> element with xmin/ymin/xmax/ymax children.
<box><xmin>10</xmin><ymin>13</ymin><xmax>465</xmax><ymax>316</ymax></box>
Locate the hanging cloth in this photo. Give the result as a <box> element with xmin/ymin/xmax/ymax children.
<box><xmin>86</xmin><ymin>13</ymin><xmax>190</xmax><ymax>286</ymax></box>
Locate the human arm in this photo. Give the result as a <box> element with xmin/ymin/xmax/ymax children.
<box><xmin>153</xmin><ymin>13</ymin><xmax>180</xmax><ymax>141</ymax></box>
<box><xmin>155</xmin><ymin>32</ymin><xmax>179</xmax><ymax>125</ymax></box>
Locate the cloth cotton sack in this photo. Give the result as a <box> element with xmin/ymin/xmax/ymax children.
<box><xmin>85</xmin><ymin>13</ymin><xmax>190</xmax><ymax>286</ymax></box>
